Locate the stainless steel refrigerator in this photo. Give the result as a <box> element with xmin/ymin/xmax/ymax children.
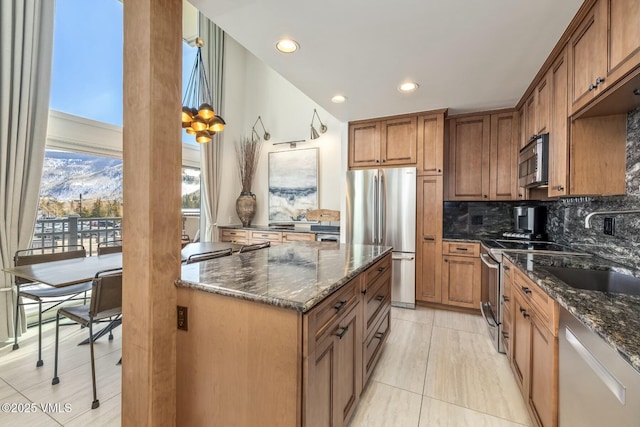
<box><xmin>346</xmin><ymin>167</ymin><xmax>416</xmax><ymax>309</ymax></box>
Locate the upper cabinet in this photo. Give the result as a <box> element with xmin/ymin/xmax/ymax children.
<box><xmin>569</xmin><ymin>0</ymin><xmax>640</xmax><ymax>115</ymax></box>
<box><xmin>548</xmin><ymin>48</ymin><xmax>570</xmax><ymax>198</ymax></box>
<box><xmin>447</xmin><ymin>112</ymin><xmax>518</xmax><ymax>201</ymax></box>
<box><xmin>417</xmin><ymin>113</ymin><xmax>445</xmax><ymax>175</ymax></box>
<box><xmin>525</xmin><ymin>94</ymin><xmax>537</xmax><ymax>141</ymax></box>
<box><xmin>348</xmin><ymin>116</ymin><xmax>416</xmax><ymax>168</ymax></box>
<box><xmin>535</xmin><ymin>73</ymin><xmax>551</xmax><ymax>136</ymax></box>
<box><xmin>348</xmin><ymin>120</ymin><xmax>381</xmax><ymax>168</ymax></box>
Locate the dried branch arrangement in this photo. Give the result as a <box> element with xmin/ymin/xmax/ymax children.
<box><xmin>234</xmin><ymin>137</ymin><xmax>263</xmax><ymax>193</ymax></box>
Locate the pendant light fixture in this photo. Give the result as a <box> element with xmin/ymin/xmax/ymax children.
<box><xmin>310</xmin><ymin>109</ymin><xmax>327</xmax><ymax>140</ymax></box>
<box><xmin>181</xmin><ymin>37</ymin><xmax>226</xmax><ymax>143</ymax></box>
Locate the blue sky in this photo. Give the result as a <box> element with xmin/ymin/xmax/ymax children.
<box><xmin>50</xmin><ymin>0</ymin><xmax>196</xmax><ymax>130</ymax></box>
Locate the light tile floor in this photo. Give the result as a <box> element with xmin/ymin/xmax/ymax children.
<box><xmin>0</xmin><ymin>306</ymin><xmax>530</xmax><ymax>426</ymax></box>
<box><xmin>349</xmin><ymin>306</ymin><xmax>531</xmax><ymax>427</ymax></box>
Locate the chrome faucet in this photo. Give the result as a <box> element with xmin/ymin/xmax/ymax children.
<box><xmin>584</xmin><ymin>209</ymin><xmax>640</xmax><ymax>228</ymax></box>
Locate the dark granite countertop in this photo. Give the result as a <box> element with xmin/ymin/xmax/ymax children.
<box><xmin>219</xmin><ymin>224</ymin><xmax>339</xmax><ymax>235</ymax></box>
<box><xmin>177</xmin><ymin>242</ymin><xmax>391</xmax><ymax>313</ymax></box>
<box><xmin>504</xmin><ymin>252</ymin><xmax>640</xmax><ymax>373</ymax></box>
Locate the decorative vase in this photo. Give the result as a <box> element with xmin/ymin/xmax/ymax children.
<box><xmin>236</xmin><ymin>192</ymin><xmax>256</xmax><ymax>227</ymax></box>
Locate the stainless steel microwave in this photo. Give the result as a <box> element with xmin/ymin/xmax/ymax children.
<box><xmin>518</xmin><ymin>133</ymin><xmax>549</xmax><ymax>188</ymax></box>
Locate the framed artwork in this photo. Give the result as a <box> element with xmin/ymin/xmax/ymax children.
<box><xmin>268</xmin><ymin>148</ymin><xmax>318</xmax><ymax>222</ymax></box>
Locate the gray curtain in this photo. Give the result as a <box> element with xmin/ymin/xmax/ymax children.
<box><xmin>199</xmin><ymin>15</ymin><xmax>224</xmax><ymax>242</ymax></box>
<box><xmin>0</xmin><ymin>0</ymin><xmax>55</xmax><ymax>341</ymax></box>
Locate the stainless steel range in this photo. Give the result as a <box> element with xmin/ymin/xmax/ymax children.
<box><xmin>480</xmin><ymin>239</ymin><xmax>589</xmax><ymax>354</ymax></box>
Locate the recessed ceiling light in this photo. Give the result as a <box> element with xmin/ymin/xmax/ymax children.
<box><xmin>398</xmin><ymin>82</ymin><xmax>419</xmax><ymax>93</ymax></box>
<box><xmin>331</xmin><ymin>95</ymin><xmax>347</xmax><ymax>103</ymax></box>
<box><xmin>276</xmin><ymin>39</ymin><xmax>299</xmax><ymax>53</ymax></box>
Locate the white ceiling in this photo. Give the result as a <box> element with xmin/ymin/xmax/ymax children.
<box><xmin>190</xmin><ymin>0</ymin><xmax>584</xmax><ymax>122</ymax></box>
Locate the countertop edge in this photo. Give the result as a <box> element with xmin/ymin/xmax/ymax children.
<box><xmin>219</xmin><ymin>224</ymin><xmax>340</xmax><ymax>235</ymax></box>
<box><xmin>503</xmin><ymin>253</ymin><xmax>640</xmax><ymax>374</ymax></box>
<box><xmin>176</xmin><ymin>246</ymin><xmax>393</xmax><ymax>313</ymax></box>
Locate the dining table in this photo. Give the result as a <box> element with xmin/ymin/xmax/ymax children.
<box><xmin>2</xmin><ymin>241</ymin><xmax>241</xmax><ymax>344</ymax></box>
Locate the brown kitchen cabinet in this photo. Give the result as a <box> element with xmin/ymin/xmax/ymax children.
<box><xmin>510</xmin><ymin>266</ymin><xmax>559</xmax><ymax>427</ymax></box>
<box><xmin>416</xmin><ymin>176</ymin><xmax>443</xmax><ymax>303</ymax></box>
<box><xmin>447</xmin><ymin>112</ymin><xmax>518</xmax><ymax>201</ymax></box>
<box><xmin>220</xmin><ymin>227</ymin><xmax>316</xmax><ymax>244</ymax></box>
<box><xmin>447</xmin><ymin>115</ymin><xmax>490</xmax><ymax>200</ymax></box>
<box><xmin>525</xmin><ymin>93</ymin><xmax>536</xmax><ymax>142</ymax></box>
<box><xmin>490</xmin><ymin>112</ymin><xmax>519</xmax><ymax>200</ymax></box>
<box><xmin>348</xmin><ymin>116</ymin><xmax>417</xmax><ymax>168</ymax></box>
<box><xmin>440</xmin><ymin>242</ymin><xmax>481</xmax><ymax>310</ymax></box>
<box><xmin>548</xmin><ymin>48</ymin><xmax>570</xmax><ymax>197</ymax></box>
<box><xmin>569</xmin><ymin>0</ymin><xmax>640</xmax><ymax>115</ymax></box>
<box><xmin>536</xmin><ymin>73</ymin><xmax>551</xmax><ymax>136</ymax></box>
<box><xmin>417</xmin><ymin>113</ymin><xmax>445</xmax><ymax>175</ymax></box>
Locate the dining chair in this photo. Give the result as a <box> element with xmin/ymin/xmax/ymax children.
<box><xmin>97</xmin><ymin>240</ymin><xmax>123</xmax><ymax>255</ymax></box>
<box><xmin>52</xmin><ymin>268</ymin><xmax>123</xmax><ymax>410</ymax></box>
<box><xmin>238</xmin><ymin>241</ymin><xmax>271</xmax><ymax>253</ymax></box>
<box><xmin>13</xmin><ymin>245</ymin><xmax>91</xmax><ymax>367</ymax></box>
<box><xmin>185</xmin><ymin>248</ymin><xmax>233</xmax><ymax>264</ymax></box>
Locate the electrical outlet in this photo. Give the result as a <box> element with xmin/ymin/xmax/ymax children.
<box><xmin>177</xmin><ymin>306</ymin><xmax>188</xmax><ymax>331</ymax></box>
<box><xmin>603</xmin><ymin>217</ymin><xmax>615</xmax><ymax>236</ymax></box>
<box><xmin>228</xmin><ymin>216</ymin><xmax>232</xmax><ymax>224</ymax></box>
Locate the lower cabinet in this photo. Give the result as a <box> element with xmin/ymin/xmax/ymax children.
<box><xmin>220</xmin><ymin>227</ymin><xmax>317</xmax><ymax>244</ymax></box>
<box><xmin>509</xmin><ymin>264</ymin><xmax>558</xmax><ymax>427</ymax></box>
<box><xmin>176</xmin><ymin>253</ymin><xmax>391</xmax><ymax>427</ymax></box>
<box><xmin>441</xmin><ymin>242</ymin><xmax>481</xmax><ymax>309</ymax></box>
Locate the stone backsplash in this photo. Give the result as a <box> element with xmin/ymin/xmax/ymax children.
<box><xmin>443</xmin><ymin>201</ymin><xmax>518</xmax><ymax>238</ymax></box>
<box><xmin>546</xmin><ymin>108</ymin><xmax>640</xmax><ymax>270</ymax></box>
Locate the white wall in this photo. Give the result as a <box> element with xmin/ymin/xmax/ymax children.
<box><xmin>217</xmin><ymin>36</ymin><xmax>346</xmax><ymax>228</ymax></box>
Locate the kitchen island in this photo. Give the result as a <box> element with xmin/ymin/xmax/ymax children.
<box><xmin>176</xmin><ymin>242</ymin><xmax>392</xmax><ymax>427</ymax></box>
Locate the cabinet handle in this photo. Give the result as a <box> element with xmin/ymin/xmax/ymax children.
<box><xmin>375</xmin><ymin>159</ymin><xmax>380</xmax><ymax>163</ymax></box>
<box><xmin>502</xmin><ymin>331</ymin><xmax>509</xmax><ymax>340</ymax></box>
<box><xmin>382</xmin><ymin>159</ymin><xmax>386</xmax><ymax>163</ymax></box>
<box><xmin>519</xmin><ymin>193</ymin><xmax>523</xmax><ymax>198</ymax></box>
<box><xmin>424</xmin><ymin>237</ymin><xmax>435</xmax><ymax>241</ymax></box>
<box><xmin>437</xmin><ymin>169</ymin><xmax>442</xmax><ymax>173</ymax></box>
<box><xmin>335</xmin><ymin>326</ymin><xmax>349</xmax><ymax>339</ymax></box>
<box><xmin>375</xmin><ymin>295</ymin><xmax>384</xmax><ymax>302</ymax></box>
<box><xmin>361</xmin><ymin>289</ymin><xmax>367</xmax><ymax>295</ymax></box>
<box><xmin>504</xmin><ymin>266</ymin><xmax>510</xmax><ymax>271</ymax></box>
<box><xmin>444</xmin><ymin>259</ymin><xmax>449</xmax><ymax>263</ymax></box>
<box><xmin>455</xmin><ymin>247</ymin><xmax>468</xmax><ymax>251</ymax></box>
<box><xmin>589</xmin><ymin>83</ymin><xmax>596</xmax><ymax>91</ymax></box>
<box><xmin>374</xmin><ymin>332</ymin><xmax>384</xmax><ymax>339</ymax></box>
<box><xmin>556</xmin><ymin>185</ymin><xmax>564</xmax><ymax>191</ymax></box>
<box><xmin>595</xmin><ymin>76</ymin><xmax>605</xmax><ymax>86</ymax></box>
<box><xmin>483</xmin><ymin>195</ymin><xmax>488</xmax><ymax>199</ymax></box>
<box><xmin>521</xmin><ymin>286</ymin><xmax>532</xmax><ymax>295</ymax></box>
<box><xmin>520</xmin><ymin>307</ymin><xmax>530</xmax><ymax>318</ymax></box>
<box><xmin>502</xmin><ymin>295</ymin><xmax>510</xmax><ymax>302</ymax></box>
<box><xmin>377</xmin><ymin>266</ymin><xmax>385</xmax><ymax>272</ymax></box>
<box><xmin>333</xmin><ymin>300</ymin><xmax>347</xmax><ymax>311</ymax></box>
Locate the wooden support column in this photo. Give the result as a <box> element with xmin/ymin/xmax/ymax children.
<box><xmin>122</xmin><ymin>0</ymin><xmax>182</xmax><ymax>425</ymax></box>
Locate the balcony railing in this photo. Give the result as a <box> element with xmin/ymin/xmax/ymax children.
<box><xmin>33</xmin><ymin>216</ymin><xmax>123</xmax><ymax>256</ymax></box>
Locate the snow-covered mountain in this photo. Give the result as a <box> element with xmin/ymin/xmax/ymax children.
<box><xmin>40</xmin><ymin>151</ymin><xmax>123</xmax><ymax>201</ymax></box>
<box><xmin>40</xmin><ymin>150</ymin><xmax>200</xmax><ymax>202</ymax></box>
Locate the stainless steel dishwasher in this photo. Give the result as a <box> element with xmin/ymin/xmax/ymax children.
<box><xmin>559</xmin><ymin>306</ymin><xmax>640</xmax><ymax>426</ymax></box>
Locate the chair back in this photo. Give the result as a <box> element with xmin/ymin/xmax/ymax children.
<box><xmin>238</xmin><ymin>241</ymin><xmax>271</xmax><ymax>253</ymax></box>
<box><xmin>14</xmin><ymin>246</ymin><xmax>87</xmax><ymax>285</ymax></box>
<box><xmin>97</xmin><ymin>240</ymin><xmax>123</xmax><ymax>255</ymax></box>
<box><xmin>89</xmin><ymin>269</ymin><xmax>123</xmax><ymax>320</ymax></box>
<box><xmin>185</xmin><ymin>248</ymin><xmax>233</xmax><ymax>264</ymax></box>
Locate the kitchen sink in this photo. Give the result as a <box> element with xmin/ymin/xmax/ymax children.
<box><xmin>545</xmin><ymin>266</ymin><xmax>640</xmax><ymax>296</ymax></box>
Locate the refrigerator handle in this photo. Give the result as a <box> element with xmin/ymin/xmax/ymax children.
<box><xmin>373</xmin><ymin>174</ymin><xmax>378</xmax><ymax>244</ymax></box>
<box><xmin>379</xmin><ymin>172</ymin><xmax>386</xmax><ymax>246</ymax></box>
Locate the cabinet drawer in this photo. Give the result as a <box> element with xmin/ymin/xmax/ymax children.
<box><xmin>364</xmin><ymin>308</ymin><xmax>390</xmax><ymax>383</ymax></box>
<box><xmin>443</xmin><ymin>241</ymin><xmax>480</xmax><ymax>257</ymax></box>
<box><xmin>365</xmin><ymin>254</ymin><xmax>392</xmax><ymax>285</ymax></box>
<box><xmin>306</xmin><ymin>278</ymin><xmax>360</xmax><ymax>353</ymax></box>
<box><xmin>364</xmin><ymin>270</ymin><xmax>391</xmax><ymax>335</ymax></box>
<box><xmin>282</xmin><ymin>232</ymin><xmax>316</xmax><ymax>242</ymax></box>
<box><xmin>513</xmin><ymin>269</ymin><xmax>558</xmax><ymax>335</ymax></box>
<box><xmin>249</xmin><ymin>230</ymin><xmax>282</xmax><ymax>243</ymax></box>
<box><xmin>221</xmin><ymin>229</ymin><xmax>248</xmax><ymax>239</ymax></box>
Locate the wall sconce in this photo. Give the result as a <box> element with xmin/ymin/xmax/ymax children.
<box><xmin>310</xmin><ymin>109</ymin><xmax>327</xmax><ymax>140</ymax></box>
<box><xmin>252</xmin><ymin>116</ymin><xmax>271</xmax><ymax>141</ymax></box>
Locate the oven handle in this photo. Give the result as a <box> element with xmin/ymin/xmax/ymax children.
<box><xmin>480</xmin><ymin>253</ymin><xmax>500</xmax><ymax>269</ymax></box>
<box><xmin>480</xmin><ymin>302</ymin><xmax>498</xmax><ymax>328</ymax></box>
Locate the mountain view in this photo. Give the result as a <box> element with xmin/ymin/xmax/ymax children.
<box><xmin>38</xmin><ymin>150</ymin><xmax>200</xmax><ymax>218</ymax></box>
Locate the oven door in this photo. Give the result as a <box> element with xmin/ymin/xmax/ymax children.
<box><xmin>480</xmin><ymin>246</ymin><xmax>503</xmax><ymax>353</ymax></box>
